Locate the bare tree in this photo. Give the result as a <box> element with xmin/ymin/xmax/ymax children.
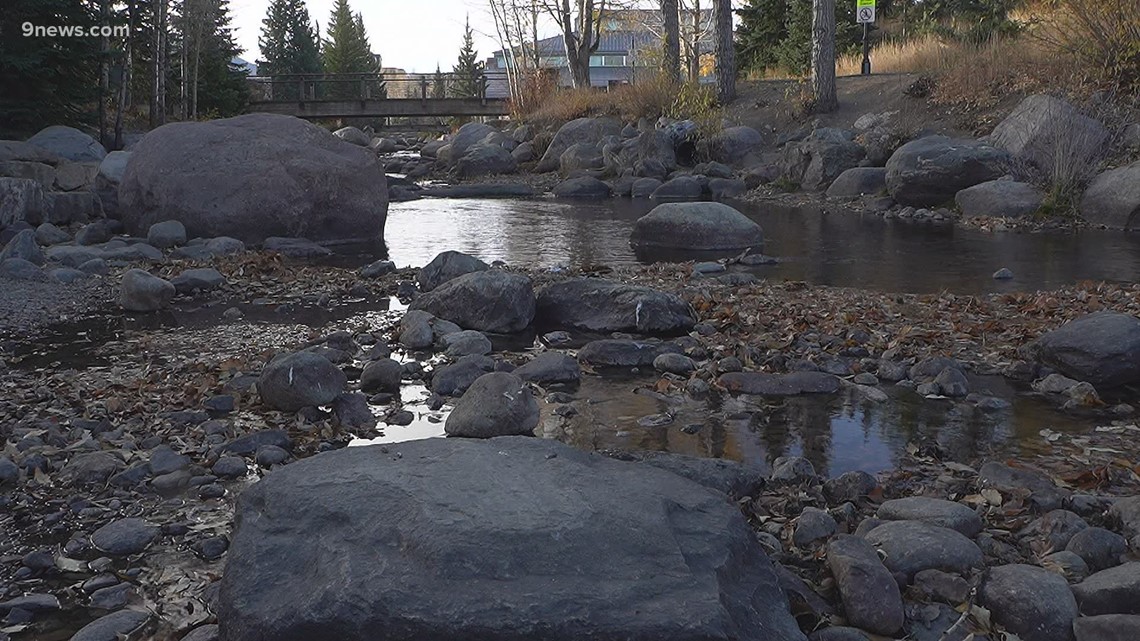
<box><xmin>811</xmin><ymin>0</ymin><xmax>837</xmax><ymax>112</ymax></box>
<box><xmin>681</xmin><ymin>0</ymin><xmax>710</xmax><ymax>82</ymax></box>
<box><xmin>661</xmin><ymin>0</ymin><xmax>680</xmax><ymax>84</ymax></box>
<box><xmin>539</xmin><ymin>0</ymin><xmax>611</xmax><ymax>88</ymax></box>
<box><xmin>712</xmin><ymin>0</ymin><xmax>733</xmax><ymax>102</ymax></box>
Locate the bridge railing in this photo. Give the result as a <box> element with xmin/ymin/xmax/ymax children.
<box><xmin>247</xmin><ymin>72</ymin><xmax>504</xmax><ymax>104</ymax></box>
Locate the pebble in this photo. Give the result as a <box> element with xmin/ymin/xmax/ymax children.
<box><xmin>914</xmin><ymin>569</ymin><xmax>970</xmax><ymax>604</ymax></box>
<box><xmin>771</xmin><ymin>456</ymin><xmax>816</xmax><ymax>484</ymax></box>
<box><xmin>211</xmin><ymin>456</ymin><xmax>248</xmax><ymax>479</ymax></box>
<box><xmin>89</xmin><ymin>583</ymin><xmax>131</xmax><ymax>610</ymax></box>
<box><xmin>653</xmin><ymin>352</ymin><xmax>695</xmax><ymax>375</ymax></box>
<box><xmin>192</xmin><ymin>536</ymin><xmax>229</xmax><ymax>560</ymax></box>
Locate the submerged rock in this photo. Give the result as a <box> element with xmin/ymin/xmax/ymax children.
<box><xmin>718</xmin><ymin>371</ymin><xmax>840</xmax><ymax>396</ymax></box>
<box><xmin>217</xmin><ymin>437</ymin><xmax>805</xmax><ymax>641</ymax></box>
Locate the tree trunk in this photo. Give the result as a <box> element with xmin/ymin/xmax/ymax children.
<box><xmin>811</xmin><ymin>0</ymin><xmax>838</xmax><ymax>112</ymax></box>
<box><xmin>662</xmin><ymin>0</ymin><xmax>680</xmax><ymax>84</ymax></box>
<box><xmin>114</xmin><ymin>0</ymin><xmax>135</xmax><ymax>149</ymax></box>
<box><xmin>688</xmin><ymin>0</ymin><xmax>701</xmax><ymax>82</ymax></box>
<box><xmin>98</xmin><ymin>0</ymin><xmax>110</xmax><ymax>145</ymax></box>
<box><xmin>151</xmin><ymin>0</ymin><xmax>167</xmax><ymax>126</ymax></box>
<box><xmin>712</xmin><ymin>0</ymin><xmax>734</xmax><ymax>102</ymax></box>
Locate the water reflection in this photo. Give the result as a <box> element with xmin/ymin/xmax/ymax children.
<box><xmin>386</xmin><ymin>198</ymin><xmax>1140</xmax><ymax>294</ymax></box>
<box><xmin>552</xmin><ymin>374</ymin><xmax>1093</xmax><ymax>476</ymax></box>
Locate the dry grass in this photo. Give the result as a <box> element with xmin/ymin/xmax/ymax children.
<box><xmin>516</xmin><ymin>74</ymin><xmax>721</xmax><ymax>131</ymax></box>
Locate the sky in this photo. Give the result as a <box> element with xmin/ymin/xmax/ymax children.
<box><xmin>228</xmin><ymin>0</ymin><xmax>512</xmax><ymax>73</ymax></box>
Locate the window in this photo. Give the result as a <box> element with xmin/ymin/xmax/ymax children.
<box><xmin>603</xmin><ymin>55</ymin><xmax>626</xmax><ymax>67</ymax></box>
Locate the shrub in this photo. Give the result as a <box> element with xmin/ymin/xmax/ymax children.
<box><xmin>1030</xmin><ymin>0</ymin><xmax>1140</xmax><ymax>92</ymax></box>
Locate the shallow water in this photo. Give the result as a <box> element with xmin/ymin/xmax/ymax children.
<box><xmin>386</xmin><ymin>197</ymin><xmax>1140</xmax><ymax>294</ymax></box>
<box><xmin>8</xmin><ymin>196</ymin><xmax>1131</xmax><ymax>476</ymax></box>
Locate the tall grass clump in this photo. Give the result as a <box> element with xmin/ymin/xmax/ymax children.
<box><xmin>1031</xmin><ymin>0</ymin><xmax>1140</xmax><ymax>93</ymax></box>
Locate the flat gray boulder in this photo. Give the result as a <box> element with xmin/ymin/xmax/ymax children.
<box><xmin>885</xmin><ymin>135</ymin><xmax>1009</xmax><ymax>207</ymax></box>
<box><xmin>1029</xmin><ymin>312</ymin><xmax>1140</xmax><ymax>388</ymax></box>
<box><xmin>119</xmin><ymin>113</ymin><xmax>387</xmax><ymax>245</ymax></box>
<box><xmin>410</xmin><ymin>270</ymin><xmax>535</xmax><ymax>334</ymax></box>
<box><xmin>26</xmin><ymin>125</ymin><xmax>107</xmax><ymax>163</ymax></box>
<box><xmin>1080</xmin><ymin>161</ymin><xmax>1140</xmax><ymax>229</ymax></box>
<box><xmin>217</xmin><ymin>437</ymin><xmax>806</xmax><ymax>641</ymax></box>
<box><xmin>631</xmin><ymin>202</ymin><xmax>764</xmax><ymax>251</ymax></box>
<box><xmin>955</xmin><ymin>180</ymin><xmax>1043</xmax><ymax>218</ymax></box>
<box><xmin>536</xmin><ymin>278</ymin><xmax>696</xmax><ymax>334</ymax></box>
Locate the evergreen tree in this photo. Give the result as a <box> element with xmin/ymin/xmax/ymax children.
<box><xmin>734</xmin><ymin>0</ymin><xmax>859</xmax><ymax>76</ymax></box>
<box><xmin>735</xmin><ymin>0</ymin><xmax>788</xmax><ymax>72</ymax></box>
<box><xmin>173</xmin><ymin>0</ymin><xmax>248</xmax><ymax>118</ymax></box>
<box><xmin>431</xmin><ymin>63</ymin><xmax>447</xmax><ymax>99</ymax></box>
<box><xmin>0</xmin><ymin>0</ymin><xmax>103</xmax><ymax>135</ymax></box>
<box><xmin>451</xmin><ymin>16</ymin><xmax>483</xmax><ymax>98</ymax></box>
<box><xmin>322</xmin><ymin>0</ymin><xmax>376</xmax><ymax>73</ymax></box>
<box><xmin>258</xmin><ymin>0</ymin><xmax>322</xmax><ymax>77</ymax></box>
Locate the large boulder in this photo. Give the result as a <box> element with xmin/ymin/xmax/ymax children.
<box><xmin>216</xmin><ymin>437</ymin><xmax>806</xmax><ymax>641</ymax></box>
<box><xmin>1080</xmin><ymin>162</ymin><xmax>1140</xmax><ymax>230</ymax></box>
<box><xmin>410</xmin><ymin>270</ymin><xmax>535</xmax><ymax>334</ymax></box>
<box><xmin>332</xmin><ymin>126</ymin><xmax>370</xmax><ymax>146</ymax></box>
<box><xmin>1029</xmin><ymin>312</ymin><xmax>1140</xmax><ymax>388</ymax></box>
<box><xmin>444</xmin><ymin>372</ymin><xmax>538</xmax><ymax>437</ymax></box>
<box><xmin>707</xmin><ymin>126</ymin><xmax>765</xmax><ymax>165</ymax></box>
<box><xmin>0</xmin><ymin>160</ymin><xmax>54</xmax><ymax>188</ymax></box>
<box><xmin>41</xmin><ymin>191</ymin><xmax>102</xmax><ymax>225</ymax></box>
<box><xmin>536</xmin><ymin>278</ymin><xmax>695</xmax><ymax>334</ymax></box>
<box><xmin>781</xmin><ymin>128</ymin><xmax>865</xmax><ymax>191</ymax></box>
<box><xmin>0</xmin><ymin>140</ymin><xmax>63</xmax><ymax>164</ymax></box>
<box><xmin>536</xmin><ymin>117</ymin><xmax>623</xmax><ymax>172</ymax></box>
<box><xmin>417</xmin><ymin>250</ymin><xmax>489</xmax><ymax>292</ymax></box>
<box><xmin>885</xmin><ymin>135</ymin><xmax>1009</xmax><ymax>207</ymax></box>
<box><xmin>26</xmin><ymin>125</ymin><xmax>107</xmax><ymax>163</ymax></box>
<box><xmin>956</xmin><ymin>180</ymin><xmax>1044</xmax><ymax>218</ymax></box>
<box><xmin>448</xmin><ymin>122</ymin><xmax>505</xmax><ymax>161</ymax></box>
<box><xmin>825</xmin><ymin>167</ymin><xmax>886</xmax><ymax>198</ymax></box>
<box><xmin>560</xmin><ymin>141</ymin><xmax>606</xmax><ymax>172</ymax></box>
<box><xmin>989</xmin><ymin>94</ymin><xmax>1109</xmax><ymax>171</ymax></box>
<box><xmin>630</xmin><ymin>202</ymin><xmax>764</xmax><ymax>251</ymax></box>
<box><xmin>611</xmin><ymin>129</ymin><xmax>677</xmax><ymax>178</ymax></box>
<box><xmin>0</xmin><ymin>178</ymin><xmax>44</xmax><ymax>228</ymax></box>
<box><xmin>454</xmin><ymin>144</ymin><xmax>517</xmax><ymax>178</ymax></box>
<box><xmin>0</xmin><ymin>229</ymin><xmax>45</xmax><ymax>265</ymax></box>
<box><xmin>119</xmin><ymin>113</ymin><xmax>387</xmax><ymax>246</ymax></box>
<box><xmin>257</xmin><ymin>351</ymin><xmax>348</xmax><ymax>411</ymax></box>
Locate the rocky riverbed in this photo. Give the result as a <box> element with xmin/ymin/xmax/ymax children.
<box><xmin>2</xmin><ymin>226</ymin><xmax>1140</xmax><ymax>640</ymax></box>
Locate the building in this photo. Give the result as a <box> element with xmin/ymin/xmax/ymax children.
<box><xmin>487</xmin><ymin>9</ymin><xmax>715</xmax><ymax>90</ymax></box>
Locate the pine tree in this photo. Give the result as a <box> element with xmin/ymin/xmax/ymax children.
<box><xmin>0</xmin><ymin>0</ymin><xmax>103</xmax><ymax>135</ymax></box>
<box><xmin>258</xmin><ymin>0</ymin><xmax>321</xmax><ymax>77</ymax></box>
<box><xmin>432</xmin><ymin>63</ymin><xmax>447</xmax><ymax>99</ymax></box>
<box><xmin>322</xmin><ymin>0</ymin><xmax>376</xmax><ymax>74</ymax></box>
<box><xmin>735</xmin><ymin>0</ymin><xmax>788</xmax><ymax>73</ymax></box>
<box><xmin>173</xmin><ymin>0</ymin><xmax>248</xmax><ymax>118</ymax></box>
<box><xmin>451</xmin><ymin>16</ymin><xmax>483</xmax><ymax>98</ymax></box>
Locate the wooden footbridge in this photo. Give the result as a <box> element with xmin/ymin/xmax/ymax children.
<box><xmin>245</xmin><ymin>72</ymin><xmax>511</xmax><ymax>119</ymax></box>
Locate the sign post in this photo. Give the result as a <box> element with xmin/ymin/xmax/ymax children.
<box><xmin>856</xmin><ymin>0</ymin><xmax>875</xmax><ymax>75</ymax></box>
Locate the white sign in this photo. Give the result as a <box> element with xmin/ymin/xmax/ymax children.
<box><xmin>857</xmin><ymin>6</ymin><xmax>876</xmax><ymax>23</ymax></box>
